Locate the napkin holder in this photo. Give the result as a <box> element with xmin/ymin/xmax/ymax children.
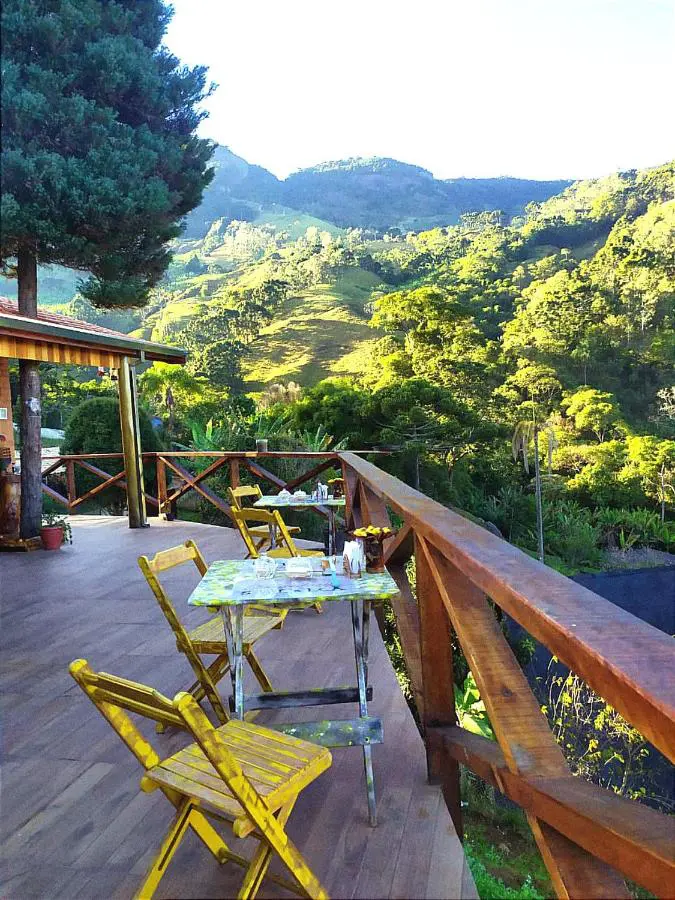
<box><xmin>343</xmin><ymin>539</ymin><xmax>365</xmax><ymax>578</ymax></box>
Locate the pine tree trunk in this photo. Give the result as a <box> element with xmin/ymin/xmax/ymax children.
<box><xmin>17</xmin><ymin>247</ymin><xmax>42</xmax><ymax>539</ymax></box>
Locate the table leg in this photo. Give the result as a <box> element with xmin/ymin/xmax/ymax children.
<box><xmin>328</xmin><ymin>508</ymin><xmax>336</xmax><ymax>556</ymax></box>
<box><xmin>351</xmin><ymin>597</ymin><xmax>377</xmax><ymax>826</ymax></box>
<box><xmin>221</xmin><ymin>604</ymin><xmax>245</xmax><ymax>719</ymax></box>
<box><xmin>362</xmin><ymin>598</ymin><xmax>371</xmax><ymax>687</ymax></box>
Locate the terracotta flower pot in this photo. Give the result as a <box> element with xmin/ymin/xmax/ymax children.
<box><xmin>40</xmin><ymin>525</ymin><xmax>64</xmax><ymax>551</ymax></box>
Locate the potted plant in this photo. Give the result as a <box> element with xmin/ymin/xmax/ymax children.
<box><xmin>350</xmin><ymin>525</ymin><xmax>396</xmax><ymax>573</ymax></box>
<box><xmin>327</xmin><ymin>477</ymin><xmax>345</xmax><ymax>498</ymax></box>
<box><xmin>40</xmin><ymin>513</ymin><xmax>72</xmax><ymax>551</ymax></box>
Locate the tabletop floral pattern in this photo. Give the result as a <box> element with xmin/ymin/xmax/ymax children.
<box><xmin>188</xmin><ymin>558</ymin><xmax>399</xmax><ymax>608</ymax></box>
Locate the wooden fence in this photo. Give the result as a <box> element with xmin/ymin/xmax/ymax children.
<box><xmin>41</xmin><ymin>449</ymin><xmax>675</xmax><ymax>897</ymax></box>
<box><xmin>40</xmin><ymin>450</ymin><xmax>344</xmax><ymax>519</ymax></box>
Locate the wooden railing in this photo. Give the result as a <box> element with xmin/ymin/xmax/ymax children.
<box><xmin>41</xmin><ymin>449</ymin><xmax>674</xmax><ymax>896</ymax></box>
<box><xmin>339</xmin><ymin>451</ymin><xmax>674</xmax><ymax>899</ymax></box>
<box><xmin>41</xmin><ymin>451</ymin><xmax>344</xmax><ymax>519</ymax></box>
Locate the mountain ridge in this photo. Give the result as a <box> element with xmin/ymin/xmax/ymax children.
<box><xmin>181</xmin><ymin>146</ymin><xmax>573</xmax><ymax>238</ymax></box>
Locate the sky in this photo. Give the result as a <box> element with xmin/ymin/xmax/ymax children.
<box><xmin>165</xmin><ymin>0</ymin><xmax>675</xmax><ymax>182</ymax></box>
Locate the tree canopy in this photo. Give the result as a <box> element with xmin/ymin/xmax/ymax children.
<box><xmin>1</xmin><ymin>0</ymin><xmax>215</xmax><ymax>306</ymax></box>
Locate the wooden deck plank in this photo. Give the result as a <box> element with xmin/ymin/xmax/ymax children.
<box><xmin>0</xmin><ymin>516</ymin><xmax>474</xmax><ymax>899</ymax></box>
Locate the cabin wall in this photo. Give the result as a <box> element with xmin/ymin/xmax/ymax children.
<box><xmin>0</xmin><ymin>357</ymin><xmax>14</xmax><ymax>463</ymax></box>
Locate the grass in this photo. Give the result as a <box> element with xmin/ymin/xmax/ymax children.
<box><xmin>461</xmin><ymin>774</ymin><xmax>552</xmax><ymax>899</ymax></box>
<box><xmin>251</xmin><ymin>206</ymin><xmax>343</xmax><ymax>239</ymax></box>
<box><xmin>242</xmin><ymin>267</ymin><xmax>384</xmax><ymax>390</ymax></box>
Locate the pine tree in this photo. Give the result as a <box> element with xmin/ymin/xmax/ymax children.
<box><xmin>1</xmin><ymin>0</ymin><xmax>215</xmax><ymax>536</ymax></box>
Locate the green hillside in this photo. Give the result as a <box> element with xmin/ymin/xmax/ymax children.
<box><xmin>242</xmin><ymin>268</ymin><xmax>383</xmax><ymax>390</ymax></box>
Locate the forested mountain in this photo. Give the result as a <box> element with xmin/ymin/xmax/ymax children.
<box><xmin>283</xmin><ymin>157</ymin><xmax>571</xmax><ymax>230</ymax></box>
<box><xmin>40</xmin><ymin>160</ymin><xmax>674</xmax><ymax>569</ymax></box>
<box><xmin>181</xmin><ymin>146</ymin><xmax>572</xmax><ymax>238</ymax></box>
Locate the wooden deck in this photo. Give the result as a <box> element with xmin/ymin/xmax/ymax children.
<box><xmin>1</xmin><ymin>516</ymin><xmax>476</xmax><ymax>899</ymax></box>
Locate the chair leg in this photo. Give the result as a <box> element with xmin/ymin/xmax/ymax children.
<box><xmin>244</xmin><ymin>646</ymin><xmax>274</xmax><ymax>694</ymax></box>
<box><xmin>182</xmin><ymin>652</ymin><xmax>230</xmax><ymax>723</ymax></box>
<box><xmin>238</xmin><ymin>800</ymin><xmax>296</xmax><ymax>900</ymax></box>
<box><xmin>269</xmin><ymin>830</ymin><xmax>329</xmax><ymax>900</ymax></box>
<box><xmin>186</xmin><ymin>654</ymin><xmax>230</xmax><ymax>705</ymax></box>
<box><xmin>189</xmin><ymin>808</ymin><xmax>235</xmax><ymax>865</ymax></box>
<box><xmin>134</xmin><ymin>799</ymin><xmax>193</xmax><ymax>900</ymax></box>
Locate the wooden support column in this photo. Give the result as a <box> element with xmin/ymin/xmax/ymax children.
<box><xmin>415</xmin><ymin>534</ymin><xmax>462</xmax><ymax>837</ymax></box>
<box><xmin>118</xmin><ymin>356</ymin><xmax>147</xmax><ymax>528</ymax></box>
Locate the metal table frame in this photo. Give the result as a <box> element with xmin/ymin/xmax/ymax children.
<box><xmin>187</xmin><ymin>559</ymin><xmax>399</xmax><ymax>827</ymax></box>
<box><xmin>221</xmin><ymin>593</ymin><xmax>378</xmax><ymax>825</ymax></box>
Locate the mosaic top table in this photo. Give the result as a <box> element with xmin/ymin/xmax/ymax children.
<box><xmin>188</xmin><ymin>557</ymin><xmax>399</xmax><ymax>826</ymax></box>
<box><xmin>253</xmin><ymin>494</ymin><xmax>346</xmax><ymax>555</ymax></box>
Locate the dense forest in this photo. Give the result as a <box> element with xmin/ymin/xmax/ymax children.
<box><xmin>40</xmin><ymin>159</ymin><xmax>674</xmax><ymax>573</ymax></box>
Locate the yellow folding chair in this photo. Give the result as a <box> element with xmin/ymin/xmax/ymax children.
<box><xmin>230</xmin><ymin>507</ymin><xmax>322</xmax><ymax>561</ymax></box>
<box><xmin>70</xmin><ymin>660</ymin><xmax>331</xmax><ymax>900</ymax></box>
<box><xmin>228</xmin><ymin>485</ymin><xmax>301</xmax><ymax>554</ymax></box>
<box><xmin>230</xmin><ymin>508</ymin><xmax>324</xmax><ymax>613</ymax></box>
<box><xmin>138</xmin><ymin>540</ymin><xmax>284</xmax><ymax>725</ymax></box>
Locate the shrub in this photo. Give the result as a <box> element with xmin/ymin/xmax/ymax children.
<box><xmin>61</xmin><ymin>398</ymin><xmax>162</xmax><ymax>513</ymax></box>
<box><xmin>542</xmin><ymin>501</ymin><xmax>603</xmax><ymax>568</ymax></box>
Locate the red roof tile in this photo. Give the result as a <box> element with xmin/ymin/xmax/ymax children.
<box><xmin>0</xmin><ymin>297</ymin><xmax>127</xmax><ymax>339</ymax></box>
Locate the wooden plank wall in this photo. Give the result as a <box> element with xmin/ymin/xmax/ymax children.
<box><xmin>0</xmin><ymin>336</ymin><xmax>121</xmax><ymax>368</ymax></box>
<box><xmin>0</xmin><ymin>357</ymin><xmax>14</xmax><ymax>459</ymax></box>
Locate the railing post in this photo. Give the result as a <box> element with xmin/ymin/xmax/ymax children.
<box><xmin>66</xmin><ymin>459</ymin><xmax>76</xmax><ymax>511</ymax></box>
<box><xmin>156</xmin><ymin>456</ymin><xmax>172</xmax><ymax>520</ymax></box>
<box><xmin>415</xmin><ymin>533</ymin><xmax>462</xmax><ymax>838</ymax></box>
<box><xmin>230</xmin><ymin>458</ymin><xmax>240</xmax><ymax>490</ymax></box>
<box><xmin>340</xmin><ymin>459</ymin><xmax>362</xmax><ymax>530</ymax></box>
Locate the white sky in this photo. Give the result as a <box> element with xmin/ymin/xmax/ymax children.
<box><xmin>165</xmin><ymin>0</ymin><xmax>675</xmax><ymax>181</ymax></box>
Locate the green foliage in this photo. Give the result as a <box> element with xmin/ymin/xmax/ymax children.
<box><xmin>40</xmin><ymin>366</ymin><xmax>116</xmax><ymax>430</ymax></box>
<box><xmin>1</xmin><ymin>0</ymin><xmax>214</xmax><ymax>305</ymax></box>
<box><xmin>464</xmin><ymin>843</ymin><xmax>545</xmax><ymax>900</ymax></box>
<box><xmin>454</xmin><ymin>673</ymin><xmax>494</xmax><ymax>739</ymax></box>
<box><xmin>562</xmin><ymin>388</ymin><xmax>622</xmax><ymax>442</ymax></box>
<box><xmin>592</xmin><ymin>507</ymin><xmax>675</xmax><ymax>552</ymax></box>
<box><xmin>61</xmin><ymin>397</ymin><xmax>161</xmax><ymax>512</ymax></box>
<box><xmin>63</xmin><ymin>397</ymin><xmax>160</xmax><ymax>457</ymax></box>
<box><xmin>542</xmin><ymin>502</ymin><xmax>603</xmax><ymax>568</ymax></box>
<box><xmin>542</xmin><ymin>663</ymin><xmax>670</xmax><ymax>808</ymax></box>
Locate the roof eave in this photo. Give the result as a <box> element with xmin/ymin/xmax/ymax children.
<box><xmin>0</xmin><ymin>314</ymin><xmax>187</xmax><ymax>364</ymax></box>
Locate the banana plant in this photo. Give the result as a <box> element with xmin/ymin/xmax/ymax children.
<box><xmin>454</xmin><ymin>672</ymin><xmax>494</xmax><ymax>739</ymax></box>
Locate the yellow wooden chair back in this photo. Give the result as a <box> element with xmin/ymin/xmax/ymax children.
<box><xmin>230</xmin><ymin>506</ymin><xmax>299</xmax><ymax>557</ymax></box>
<box><xmin>69</xmin><ymin>659</ymin><xmax>184</xmax><ymax>759</ymax></box>
<box><xmin>138</xmin><ymin>540</ymin><xmax>229</xmax><ymax>723</ymax></box>
<box><xmin>227</xmin><ymin>484</ymin><xmax>263</xmax><ymax>509</ymax></box>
